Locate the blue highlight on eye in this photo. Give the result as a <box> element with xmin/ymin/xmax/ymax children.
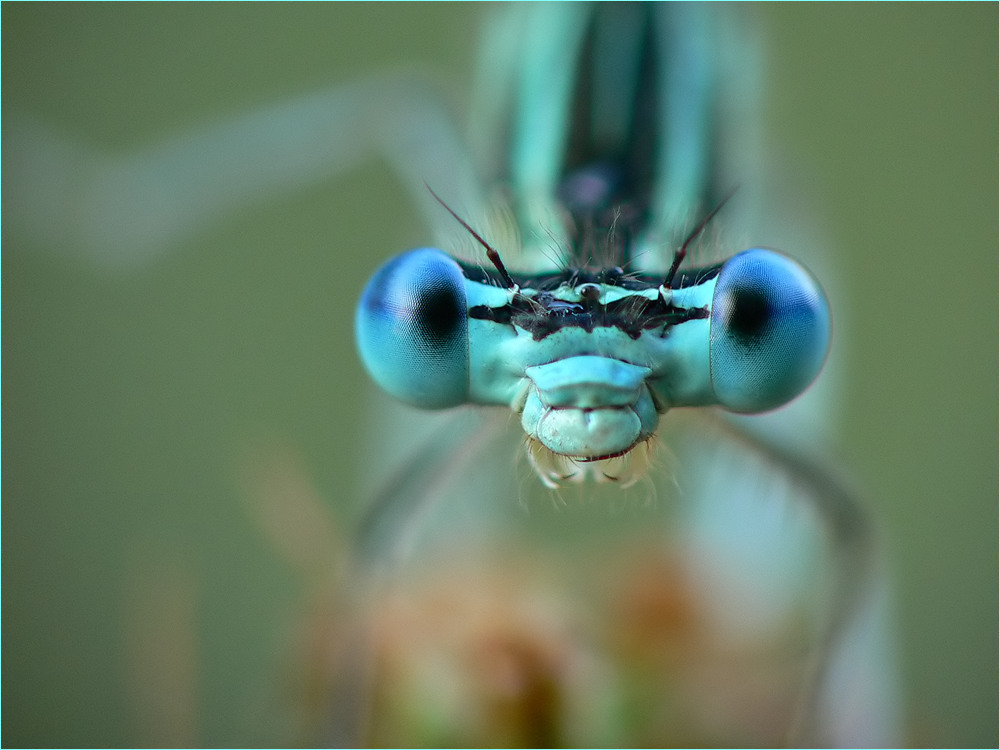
<box><xmin>709</xmin><ymin>249</ymin><xmax>831</xmax><ymax>413</ymax></box>
<box><xmin>355</xmin><ymin>248</ymin><xmax>470</xmax><ymax>409</ymax></box>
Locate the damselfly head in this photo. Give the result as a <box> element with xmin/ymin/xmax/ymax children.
<box><xmin>356</xmin><ymin>236</ymin><xmax>830</xmax><ymax>488</ymax></box>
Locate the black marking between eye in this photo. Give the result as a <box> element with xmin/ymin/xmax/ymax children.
<box><xmin>457</xmin><ymin>260</ymin><xmax>722</xmax><ymax>292</ymax></box>
<box><xmin>469</xmin><ymin>293</ymin><xmax>708</xmax><ymax>341</ymax></box>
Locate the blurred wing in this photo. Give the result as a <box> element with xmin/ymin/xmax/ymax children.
<box><xmin>4</xmin><ymin>71</ymin><xmax>481</xmax><ymax>273</ymax></box>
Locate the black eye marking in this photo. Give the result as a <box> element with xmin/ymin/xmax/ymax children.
<box><xmin>416</xmin><ymin>285</ymin><xmax>463</xmax><ymax>343</ymax></box>
<box><xmin>726</xmin><ymin>284</ymin><xmax>771</xmax><ymax>343</ymax></box>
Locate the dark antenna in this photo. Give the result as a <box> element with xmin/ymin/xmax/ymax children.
<box><xmin>426</xmin><ymin>184</ymin><xmax>516</xmax><ymax>289</ymax></box>
<box><xmin>663</xmin><ymin>185</ymin><xmax>739</xmax><ymax>288</ymax></box>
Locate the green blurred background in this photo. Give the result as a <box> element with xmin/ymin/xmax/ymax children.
<box><xmin>3</xmin><ymin>3</ymin><xmax>995</xmax><ymax>746</ymax></box>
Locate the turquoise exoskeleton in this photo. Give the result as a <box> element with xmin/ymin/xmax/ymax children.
<box><xmin>1</xmin><ymin>1</ymin><xmax>898</xmax><ymax>745</ymax></box>
<box><xmin>350</xmin><ymin>6</ymin><xmax>900</xmax><ymax>746</ymax></box>
<box><xmin>355</xmin><ymin>3</ymin><xmax>830</xmax><ymax>488</ymax></box>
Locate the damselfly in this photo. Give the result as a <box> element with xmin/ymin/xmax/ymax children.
<box><xmin>347</xmin><ymin>3</ymin><xmax>897</xmax><ymax>747</ymax></box>
<box><xmin>4</xmin><ymin>3</ymin><xmax>900</xmax><ymax>746</ymax></box>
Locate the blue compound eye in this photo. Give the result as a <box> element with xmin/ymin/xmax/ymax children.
<box><xmin>709</xmin><ymin>248</ymin><xmax>831</xmax><ymax>413</ymax></box>
<box><xmin>355</xmin><ymin>247</ymin><xmax>470</xmax><ymax>408</ymax></box>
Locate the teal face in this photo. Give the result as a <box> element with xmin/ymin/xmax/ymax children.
<box><xmin>356</xmin><ymin>245</ymin><xmax>830</xmax><ymax>483</ymax></box>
